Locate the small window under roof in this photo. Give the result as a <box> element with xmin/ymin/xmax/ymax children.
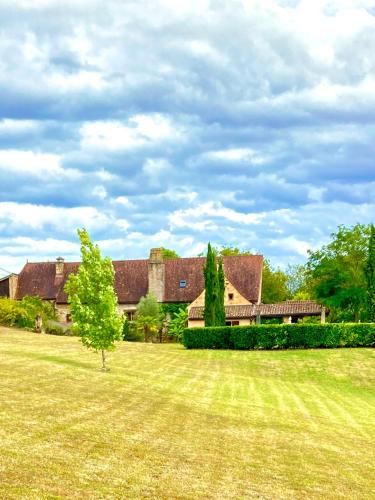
<box><xmin>179</xmin><ymin>280</ymin><xmax>187</xmax><ymax>288</ymax></box>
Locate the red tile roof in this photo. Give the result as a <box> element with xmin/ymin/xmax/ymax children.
<box><xmin>164</xmin><ymin>255</ymin><xmax>262</xmax><ymax>303</ymax></box>
<box><xmin>189</xmin><ymin>301</ymin><xmax>324</xmax><ymax>319</ymax></box>
<box><xmin>16</xmin><ymin>254</ymin><xmax>263</xmax><ymax>305</ymax></box>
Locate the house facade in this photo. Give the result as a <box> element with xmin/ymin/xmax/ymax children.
<box><xmin>4</xmin><ymin>248</ymin><xmax>325</xmax><ymax>325</ymax></box>
<box><xmin>12</xmin><ymin>248</ymin><xmax>264</xmax><ymax>323</ymax></box>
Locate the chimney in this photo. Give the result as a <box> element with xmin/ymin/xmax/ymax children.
<box><xmin>9</xmin><ymin>274</ymin><xmax>18</xmax><ymax>300</ymax></box>
<box><xmin>56</xmin><ymin>257</ymin><xmax>64</xmax><ymax>277</ymax></box>
<box><xmin>148</xmin><ymin>248</ymin><xmax>165</xmax><ymax>302</ymax></box>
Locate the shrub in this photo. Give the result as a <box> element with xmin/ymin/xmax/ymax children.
<box><xmin>123</xmin><ymin>318</ymin><xmax>144</xmax><ymax>342</ymax></box>
<box><xmin>44</xmin><ymin>324</ymin><xmax>66</xmax><ymax>336</ymax></box>
<box><xmin>0</xmin><ymin>296</ymin><xmax>56</xmax><ymax>329</ymax></box>
<box><xmin>182</xmin><ymin>323</ymin><xmax>375</xmax><ymax>350</ymax></box>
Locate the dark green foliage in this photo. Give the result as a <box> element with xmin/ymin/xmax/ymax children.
<box><xmin>306</xmin><ymin>224</ymin><xmax>370</xmax><ymax>322</ymax></box>
<box><xmin>122</xmin><ymin>317</ymin><xmax>144</xmax><ymax>342</ymax></box>
<box><xmin>183</xmin><ymin>326</ymin><xmax>232</xmax><ymax>349</ymax></box>
<box><xmin>183</xmin><ymin>323</ymin><xmax>375</xmax><ymax>350</ymax></box>
<box><xmin>204</xmin><ymin>243</ymin><xmax>218</xmax><ymax>327</ymax></box>
<box><xmin>216</xmin><ymin>259</ymin><xmax>226</xmax><ymax>326</ymax></box>
<box><xmin>365</xmin><ymin>224</ymin><xmax>375</xmax><ymax>322</ymax></box>
<box><xmin>160</xmin><ymin>303</ymin><xmax>188</xmax><ymax>317</ymax></box>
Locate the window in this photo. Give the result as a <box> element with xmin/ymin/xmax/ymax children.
<box><xmin>127</xmin><ymin>311</ymin><xmax>135</xmax><ymax>321</ymax></box>
<box><xmin>179</xmin><ymin>280</ymin><xmax>187</xmax><ymax>288</ymax></box>
<box><xmin>228</xmin><ymin>293</ymin><xmax>234</xmax><ymax>300</ymax></box>
<box><xmin>226</xmin><ymin>320</ymin><xmax>239</xmax><ymax>326</ymax></box>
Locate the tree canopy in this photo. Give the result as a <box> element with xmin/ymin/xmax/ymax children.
<box><xmin>306</xmin><ymin>224</ymin><xmax>370</xmax><ymax>322</ymax></box>
<box><xmin>64</xmin><ymin>228</ymin><xmax>122</xmax><ymax>370</ymax></box>
<box><xmin>161</xmin><ymin>248</ymin><xmax>180</xmax><ymax>259</ymax></box>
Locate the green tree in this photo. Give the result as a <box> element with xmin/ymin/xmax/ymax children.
<box><xmin>306</xmin><ymin>224</ymin><xmax>370</xmax><ymax>322</ymax></box>
<box><xmin>261</xmin><ymin>259</ymin><xmax>290</xmax><ymax>304</ymax></box>
<box><xmin>216</xmin><ymin>259</ymin><xmax>226</xmax><ymax>325</ymax></box>
<box><xmin>64</xmin><ymin>229</ymin><xmax>122</xmax><ymax>371</ymax></box>
<box><xmin>161</xmin><ymin>248</ymin><xmax>180</xmax><ymax>259</ymax></box>
<box><xmin>217</xmin><ymin>246</ymin><xmax>252</xmax><ymax>257</ymax></box>
<box><xmin>285</xmin><ymin>264</ymin><xmax>311</xmax><ymax>300</ymax></box>
<box><xmin>204</xmin><ymin>243</ymin><xmax>218</xmax><ymax>326</ymax></box>
<box><xmin>134</xmin><ymin>292</ymin><xmax>161</xmax><ymax>342</ymax></box>
<box><xmin>365</xmin><ymin>224</ymin><xmax>375</xmax><ymax>322</ymax></box>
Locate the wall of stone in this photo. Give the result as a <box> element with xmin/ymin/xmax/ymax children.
<box><xmin>55</xmin><ymin>303</ymin><xmax>137</xmax><ymax>323</ymax></box>
<box><xmin>188</xmin><ymin>278</ymin><xmax>251</xmax><ymax>311</ymax></box>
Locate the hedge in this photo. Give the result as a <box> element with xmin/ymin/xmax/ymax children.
<box><xmin>182</xmin><ymin>323</ymin><xmax>375</xmax><ymax>350</ymax></box>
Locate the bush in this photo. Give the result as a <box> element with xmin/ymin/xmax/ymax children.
<box><xmin>0</xmin><ymin>296</ymin><xmax>56</xmax><ymax>330</ymax></box>
<box><xmin>123</xmin><ymin>318</ymin><xmax>144</xmax><ymax>342</ymax></box>
<box><xmin>44</xmin><ymin>323</ymin><xmax>66</xmax><ymax>336</ymax></box>
<box><xmin>182</xmin><ymin>323</ymin><xmax>375</xmax><ymax>350</ymax></box>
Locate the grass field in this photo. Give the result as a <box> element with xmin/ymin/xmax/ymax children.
<box><xmin>0</xmin><ymin>327</ymin><xmax>374</xmax><ymax>499</ymax></box>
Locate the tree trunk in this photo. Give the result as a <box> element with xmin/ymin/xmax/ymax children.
<box><xmin>101</xmin><ymin>349</ymin><xmax>107</xmax><ymax>371</ymax></box>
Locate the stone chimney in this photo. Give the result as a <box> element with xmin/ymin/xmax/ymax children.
<box><xmin>148</xmin><ymin>248</ymin><xmax>165</xmax><ymax>302</ymax></box>
<box><xmin>8</xmin><ymin>274</ymin><xmax>18</xmax><ymax>300</ymax></box>
<box><xmin>56</xmin><ymin>257</ymin><xmax>64</xmax><ymax>277</ymax></box>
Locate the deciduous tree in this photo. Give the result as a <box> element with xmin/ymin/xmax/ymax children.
<box><xmin>64</xmin><ymin>229</ymin><xmax>122</xmax><ymax>371</ymax></box>
<box><xmin>306</xmin><ymin>224</ymin><xmax>370</xmax><ymax>322</ymax></box>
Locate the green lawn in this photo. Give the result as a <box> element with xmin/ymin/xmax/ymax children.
<box><xmin>0</xmin><ymin>327</ymin><xmax>374</xmax><ymax>499</ymax></box>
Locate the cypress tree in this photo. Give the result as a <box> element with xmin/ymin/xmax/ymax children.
<box><xmin>366</xmin><ymin>224</ymin><xmax>375</xmax><ymax>322</ymax></box>
<box><xmin>216</xmin><ymin>258</ymin><xmax>226</xmax><ymax>326</ymax></box>
<box><xmin>204</xmin><ymin>243</ymin><xmax>217</xmax><ymax>327</ymax></box>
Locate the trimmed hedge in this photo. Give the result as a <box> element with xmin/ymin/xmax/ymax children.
<box><xmin>182</xmin><ymin>323</ymin><xmax>375</xmax><ymax>350</ymax></box>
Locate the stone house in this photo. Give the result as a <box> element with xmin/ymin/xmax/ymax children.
<box><xmin>11</xmin><ymin>248</ymin><xmax>263</xmax><ymax>323</ymax></box>
<box><xmin>4</xmin><ymin>248</ymin><xmax>325</xmax><ymax>325</ymax></box>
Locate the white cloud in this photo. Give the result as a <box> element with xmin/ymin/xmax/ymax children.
<box><xmin>0</xmin><ymin>150</ymin><xmax>82</xmax><ymax>180</ymax></box>
<box><xmin>142</xmin><ymin>158</ymin><xmax>172</xmax><ymax>185</ymax></box>
<box><xmin>113</xmin><ymin>196</ymin><xmax>136</xmax><ymax>208</ymax></box>
<box><xmin>80</xmin><ymin>114</ymin><xmax>182</xmax><ymax>152</ymax></box>
<box><xmin>204</xmin><ymin>148</ymin><xmax>271</xmax><ymax>165</ymax></box>
<box><xmin>115</xmin><ymin>218</ymin><xmax>130</xmax><ymax>231</ymax></box>
<box><xmin>169</xmin><ymin>201</ymin><xmax>265</xmax><ymax>231</ymax></box>
<box><xmin>1</xmin><ymin>236</ymin><xmax>79</xmax><ymax>256</ymax></box>
<box><xmin>92</xmin><ymin>185</ymin><xmax>107</xmax><ymax>199</ymax></box>
<box><xmin>0</xmin><ymin>202</ymin><xmax>110</xmax><ymax>232</ymax></box>
<box><xmin>0</xmin><ymin>119</ymin><xmax>41</xmax><ymax>135</ymax></box>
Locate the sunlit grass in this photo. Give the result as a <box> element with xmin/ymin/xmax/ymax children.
<box><xmin>1</xmin><ymin>326</ymin><xmax>374</xmax><ymax>499</ymax></box>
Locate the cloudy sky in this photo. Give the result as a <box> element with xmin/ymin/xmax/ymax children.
<box><xmin>1</xmin><ymin>0</ymin><xmax>375</xmax><ymax>276</ymax></box>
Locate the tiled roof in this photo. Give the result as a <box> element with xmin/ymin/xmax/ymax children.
<box><xmin>257</xmin><ymin>301</ymin><xmax>324</xmax><ymax>317</ymax></box>
<box><xmin>16</xmin><ymin>262</ymin><xmax>60</xmax><ymax>300</ymax></box>
<box><xmin>163</xmin><ymin>255</ymin><xmax>263</xmax><ymax>303</ymax></box>
<box><xmin>16</xmin><ymin>254</ymin><xmax>263</xmax><ymax>305</ymax></box>
<box><xmin>189</xmin><ymin>301</ymin><xmax>324</xmax><ymax>319</ymax></box>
